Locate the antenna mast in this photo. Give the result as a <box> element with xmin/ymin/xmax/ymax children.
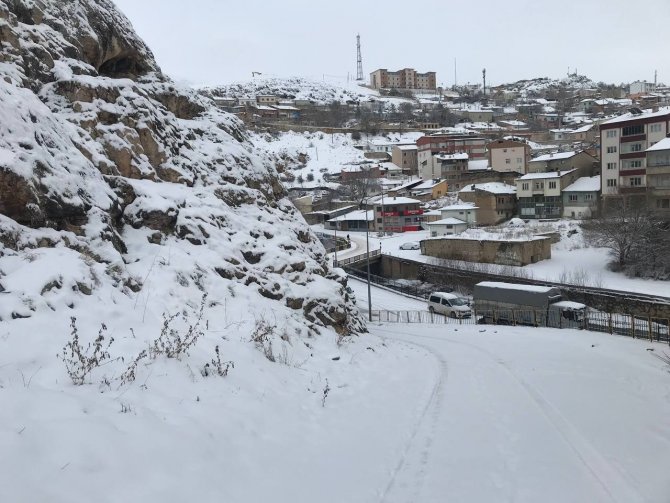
<box><xmin>356</xmin><ymin>34</ymin><xmax>364</xmax><ymax>81</ymax></box>
<box><xmin>482</xmin><ymin>68</ymin><xmax>486</xmax><ymax>97</ymax></box>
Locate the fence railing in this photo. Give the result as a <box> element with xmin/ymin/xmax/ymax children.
<box><xmin>334</xmin><ymin>248</ymin><xmax>381</xmax><ymax>268</ymax></box>
<box><xmin>367</xmin><ymin>309</ymin><xmax>670</xmax><ymax>344</ymax></box>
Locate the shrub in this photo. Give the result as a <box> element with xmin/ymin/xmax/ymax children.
<box><xmin>150</xmin><ymin>294</ymin><xmax>207</xmax><ymax>359</ymax></box>
<box><xmin>201</xmin><ymin>345</ymin><xmax>234</xmax><ymax>377</ymax></box>
<box><xmin>58</xmin><ymin>317</ymin><xmax>116</xmax><ymax>385</ymax></box>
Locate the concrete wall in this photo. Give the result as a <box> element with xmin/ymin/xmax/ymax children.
<box><xmin>422</xmin><ymin>237</ymin><xmax>551</xmax><ymax>266</ymax></box>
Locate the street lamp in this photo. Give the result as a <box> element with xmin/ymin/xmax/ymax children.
<box><xmin>365</xmin><ymin>202</ymin><xmax>372</xmax><ymax>322</ymax></box>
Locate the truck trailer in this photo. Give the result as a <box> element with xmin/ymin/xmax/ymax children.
<box><xmin>473</xmin><ymin>281</ymin><xmax>586</xmax><ymax>328</ymax></box>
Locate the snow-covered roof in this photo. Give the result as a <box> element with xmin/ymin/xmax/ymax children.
<box><xmin>435</xmin><ymin>152</ymin><xmax>469</xmax><ymax>161</ymax></box>
<box><xmin>328</xmin><ymin>209</ymin><xmax>373</xmax><ymax>222</ymax></box>
<box><xmin>426</xmin><ymin>217</ymin><xmax>468</xmax><ymax>226</ymax></box>
<box><xmin>571</xmin><ymin>124</ymin><xmax>594</xmax><ymax>133</ymax></box>
<box><xmin>563</xmin><ymin>176</ymin><xmax>600</xmax><ymax>192</ymax></box>
<box><xmin>411</xmin><ymin>179</ymin><xmax>443</xmax><ymax>190</ymax></box>
<box><xmin>440</xmin><ymin>203</ymin><xmax>479</xmax><ymax>211</ymax></box>
<box><xmin>530</xmin><ymin>151</ymin><xmax>579</xmax><ymax>162</ymax></box>
<box><xmin>459</xmin><ymin>182</ymin><xmax>517</xmax><ymax>195</ymax></box>
<box><xmin>273</xmin><ymin>105</ymin><xmax>299</xmax><ymax>111</ymax></box>
<box><xmin>395</xmin><ymin>144</ymin><xmax>418</xmax><ymax>151</ymax></box>
<box><xmin>369</xmin><ymin>196</ymin><xmax>421</xmax><ymax>205</ymax></box>
<box><xmin>467</xmin><ymin>159</ymin><xmax>490</xmax><ymax>171</ymax></box>
<box><xmin>517</xmin><ymin>169</ymin><xmax>576</xmax><ymax>180</ymax></box>
<box><xmin>601</xmin><ymin>106</ymin><xmax>670</xmax><ymax>125</ymax></box>
<box><xmin>647</xmin><ymin>137</ymin><xmax>670</xmax><ymax>152</ymax></box>
<box><xmin>477</xmin><ymin>281</ymin><xmax>557</xmax><ymax>293</ymax></box>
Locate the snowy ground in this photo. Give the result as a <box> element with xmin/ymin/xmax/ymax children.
<box><xmin>3</xmin><ymin>277</ymin><xmax>670</xmax><ymax>502</ymax></box>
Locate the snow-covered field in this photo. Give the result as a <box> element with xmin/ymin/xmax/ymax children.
<box><xmin>4</xmin><ymin>277</ymin><xmax>670</xmax><ymax>503</ymax></box>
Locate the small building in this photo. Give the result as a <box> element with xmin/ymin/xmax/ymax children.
<box><xmin>407</xmin><ymin>179</ymin><xmax>448</xmax><ymax>202</ymax></box>
<box><xmin>422</xmin><ymin>236</ymin><xmax>551</xmax><ymax>266</ymax></box>
<box><xmin>459</xmin><ymin>182</ymin><xmax>517</xmax><ymax>225</ymax></box>
<box><xmin>420</xmin><ymin>152</ymin><xmax>468</xmax><ymax>187</ymax></box>
<box><xmin>527</xmin><ymin>150</ymin><xmax>597</xmax><ymax>175</ymax></box>
<box><xmin>256</xmin><ymin>94</ymin><xmax>279</xmax><ymax>106</ymax></box>
<box><xmin>391</xmin><ymin>145</ymin><xmax>418</xmax><ymax>175</ymax></box>
<box><xmin>438</xmin><ymin>203</ymin><xmax>478</xmax><ymax>226</ymax></box>
<box><xmin>425</xmin><ymin>217</ymin><xmax>469</xmax><ymax>237</ymax></box>
<box><xmin>562</xmin><ymin>175</ymin><xmax>600</xmax><ymax>219</ymax></box>
<box><xmin>326</xmin><ymin>209</ymin><xmax>373</xmax><ymax>232</ymax></box>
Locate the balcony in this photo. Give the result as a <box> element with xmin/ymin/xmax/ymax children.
<box><xmin>620</xmin><ymin>133</ymin><xmax>646</xmax><ymax>143</ymax></box>
<box><xmin>619</xmin><ymin>186</ymin><xmax>646</xmax><ymax>195</ymax></box>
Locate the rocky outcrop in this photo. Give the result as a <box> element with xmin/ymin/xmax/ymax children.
<box><xmin>0</xmin><ymin>0</ymin><xmax>365</xmax><ymax>337</ymax></box>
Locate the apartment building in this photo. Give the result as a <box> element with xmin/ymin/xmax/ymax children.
<box><xmin>488</xmin><ymin>139</ymin><xmax>530</xmax><ymax>174</ymax></box>
<box><xmin>646</xmin><ymin>137</ymin><xmax>670</xmax><ymax>217</ymax></box>
<box><xmin>600</xmin><ymin>107</ymin><xmax>670</xmax><ymax>198</ymax></box>
<box><xmin>369</xmin><ymin>68</ymin><xmax>437</xmax><ymax>91</ymax></box>
<box><xmin>370</xmin><ymin>196</ymin><xmax>424</xmax><ymax>232</ymax></box>
<box><xmin>417</xmin><ymin>134</ymin><xmax>487</xmax><ymax>169</ymax></box>
<box><xmin>516</xmin><ymin>169</ymin><xmax>580</xmax><ymax>218</ymax></box>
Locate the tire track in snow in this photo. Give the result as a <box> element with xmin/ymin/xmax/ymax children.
<box><xmin>374</xmin><ymin>330</ymin><xmax>448</xmax><ymax>503</ymax></box>
<box><xmin>391</xmin><ymin>330</ymin><xmax>647</xmax><ymax>503</ymax></box>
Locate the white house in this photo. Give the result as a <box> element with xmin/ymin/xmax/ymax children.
<box><xmin>438</xmin><ymin>203</ymin><xmax>478</xmax><ymax>226</ymax></box>
<box><xmin>425</xmin><ymin>217</ymin><xmax>469</xmax><ymax>237</ymax></box>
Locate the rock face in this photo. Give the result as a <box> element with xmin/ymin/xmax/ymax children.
<box><xmin>0</xmin><ymin>0</ymin><xmax>364</xmax><ymax>336</ymax></box>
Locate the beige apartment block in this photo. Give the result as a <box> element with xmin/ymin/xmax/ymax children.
<box><xmin>391</xmin><ymin>144</ymin><xmax>418</xmax><ymax>175</ymax></box>
<box><xmin>370</xmin><ymin>68</ymin><xmax>436</xmax><ymax>90</ymax></box>
<box><xmin>488</xmin><ymin>139</ymin><xmax>530</xmax><ymax>174</ymax></box>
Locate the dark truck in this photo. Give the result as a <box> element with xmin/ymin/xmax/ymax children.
<box><xmin>473</xmin><ymin>281</ymin><xmax>586</xmax><ymax>328</ymax></box>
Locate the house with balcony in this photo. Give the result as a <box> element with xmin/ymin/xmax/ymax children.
<box><xmin>459</xmin><ymin>182</ymin><xmax>517</xmax><ymax>225</ymax></box>
<box><xmin>561</xmin><ymin>175</ymin><xmax>600</xmax><ymax>219</ymax></box>
<box><xmin>646</xmin><ymin>137</ymin><xmax>670</xmax><ymax>218</ymax></box>
<box><xmin>516</xmin><ymin>169</ymin><xmax>580</xmax><ymax>219</ymax></box>
<box><xmin>600</xmin><ymin>107</ymin><xmax>670</xmax><ymax>200</ymax></box>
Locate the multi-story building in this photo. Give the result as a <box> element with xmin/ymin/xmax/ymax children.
<box><xmin>459</xmin><ymin>182</ymin><xmax>517</xmax><ymax>225</ymax></box>
<box><xmin>488</xmin><ymin>139</ymin><xmax>530</xmax><ymax>174</ymax></box>
<box><xmin>369</xmin><ymin>68</ymin><xmax>436</xmax><ymax>91</ymax></box>
<box><xmin>600</xmin><ymin>107</ymin><xmax>670</xmax><ymax>198</ymax></box>
<box><xmin>516</xmin><ymin>169</ymin><xmax>581</xmax><ymax>219</ymax></box>
<box><xmin>645</xmin><ymin>137</ymin><xmax>670</xmax><ymax>218</ymax></box>
<box><xmin>370</xmin><ymin>196</ymin><xmax>424</xmax><ymax>232</ymax></box>
<box><xmin>391</xmin><ymin>145</ymin><xmax>418</xmax><ymax>175</ymax></box>
<box><xmin>419</xmin><ymin>152</ymin><xmax>468</xmax><ymax>186</ymax></box>
<box><xmin>417</xmin><ymin>134</ymin><xmax>487</xmax><ymax>167</ymax></box>
<box><xmin>629</xmin><ymin>81</ymin><xmax>656</xmax><ymax>95</ymax></box>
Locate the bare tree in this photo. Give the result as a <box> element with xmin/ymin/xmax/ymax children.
<box><xmin>337</xmin><ymin>168</ymin><xmax>381</xmax><ymax>209</ymax></box>
<box><xmin>581</xmin><ymin>197</ymin><xmax>669</xmax><ymax>277</ymax></box>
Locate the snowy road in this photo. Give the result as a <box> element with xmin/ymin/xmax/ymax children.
<box><xmin>348</xmin><ymin>280</ymin><xmax>670</xmax><ymax>503</ymax></box>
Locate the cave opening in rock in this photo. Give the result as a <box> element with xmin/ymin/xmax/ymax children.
<box><xmin>98</xmin><ymin>56</ymin><xmax>142</xmax><ymax>78</ymax></box>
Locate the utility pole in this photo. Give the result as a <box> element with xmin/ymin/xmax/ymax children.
<box><xmin>454</xmin><ymin>58</ymin><xmax>457</xmax><ymax>87</ymax></box>
<box><xmin>356</xmin><ymin>34</ymin><xmax>364</xmax><ymax>81</ymax></box>
<box><xmin>482</xmin><ymin>68</ymin><xmax>486</xmax><ymax>98</ymax></box>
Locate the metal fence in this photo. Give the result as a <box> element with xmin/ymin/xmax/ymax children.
<box><xmin>334</xmin><ymin>249</ymin><xmax>381</xmax><ymax>268</ymax></box>
<box><xmin>368</xmin><ymin>309</ymin><xmax>670</xmax><ymax>344</ymax></box>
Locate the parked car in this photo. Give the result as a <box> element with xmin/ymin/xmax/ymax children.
<box><xmin>427</xmin><ymin>292</ymin><xmax>472</xmax><ymax>318</ymax></box>
<box><xmin>399</xmin><ymin>241</ymin><xmax>420</xmax><ymax>250</ymax></box>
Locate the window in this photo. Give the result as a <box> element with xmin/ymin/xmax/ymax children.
<box><xmin>569</xmin><ymin>194</ymin><xmax>578</xmax><ymax>202</ymax></box>
<box><xmin>607</xmin><ymin>162</ymin><xmax>616</xmax><ymax>169</ymax></box>
<box><xmin>607</xmin><ymin>179</ymin><xmax>617</xmax><ymax>187</ymax></box>
<box><xmin>517</xmin><ymin>157</ymin><xmax>523</xmax><ymax>163</ymax></box>
<box><xmin>584</xmin><ymin>194</ymin><xmax>594</xmax><ymax>201</ymax></box>
<box><xmin>630</xmin><ymin>160</ymin><xmax>642</xmax><ymax>168</ymax></box>
<box><xmin>534</xmin><ymin>182</ymin><xmax>544</xmax><ymax>190</ymax></box>
<box><xmin>607</xmin><ymin>146</ymin><xmax>617</xmax><ymax>153</ymax></box>
<box><xmin>630</xmin><ymin>177</ymin><xmax>642</xmax><ymax>186</ymax></box>
<box><xmin>657</xmin><ymin>198</ymin><xmax>670</xmax><ymax>209</ymax></box>
<box><xmin>505</xmin><ymin>158</ymin><xmax>511</xmax><ymax>164</ymax></box>
<box><xmin>606</xmin><ymin>130</ymin><xmax>617</xmax><ymax>138</ymax></box>
<box><xmin>622</xmin><ymin>124</ymin><xmax>644</xmax><ymax>136</ymax></box>
<box><xmin>650</xmin><ymin>124</ymin><xmax>662</xmax><ymax>133</ymax></box>
<box><xmin>549</xmin><ymin>181</ymin><xmax>557</xmax><ymax>189</ymax></box>
<box><xmin>522</xmin><ymin>182</ymin><xmax>529</xmax><ymax>191</ymax></box>
<box><xmin>630</xmin><ymin>143</ymin><xmax>642</xmax><ymax>152</ymax></box>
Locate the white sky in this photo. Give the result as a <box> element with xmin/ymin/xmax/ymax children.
<box><xmin>111</xmin><ymin>0</ymin><xmax>670</xmax><ymax>88</ymax></box>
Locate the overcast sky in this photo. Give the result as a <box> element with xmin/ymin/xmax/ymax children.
<box><xmin>111</xmin><ymin>0</ymin><xmax>670</xmax><ymax>88</ymax></box>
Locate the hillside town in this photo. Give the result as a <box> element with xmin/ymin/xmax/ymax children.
<box><xmin>207</xmin><ymin>70</ymin><xmax>670</xmax><ymax>275</ymax></box>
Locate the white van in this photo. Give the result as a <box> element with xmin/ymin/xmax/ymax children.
<box><xmin>427</xmin><ymin>292</ymin><xmax>472</xmax><ymax>318</ymax></box>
